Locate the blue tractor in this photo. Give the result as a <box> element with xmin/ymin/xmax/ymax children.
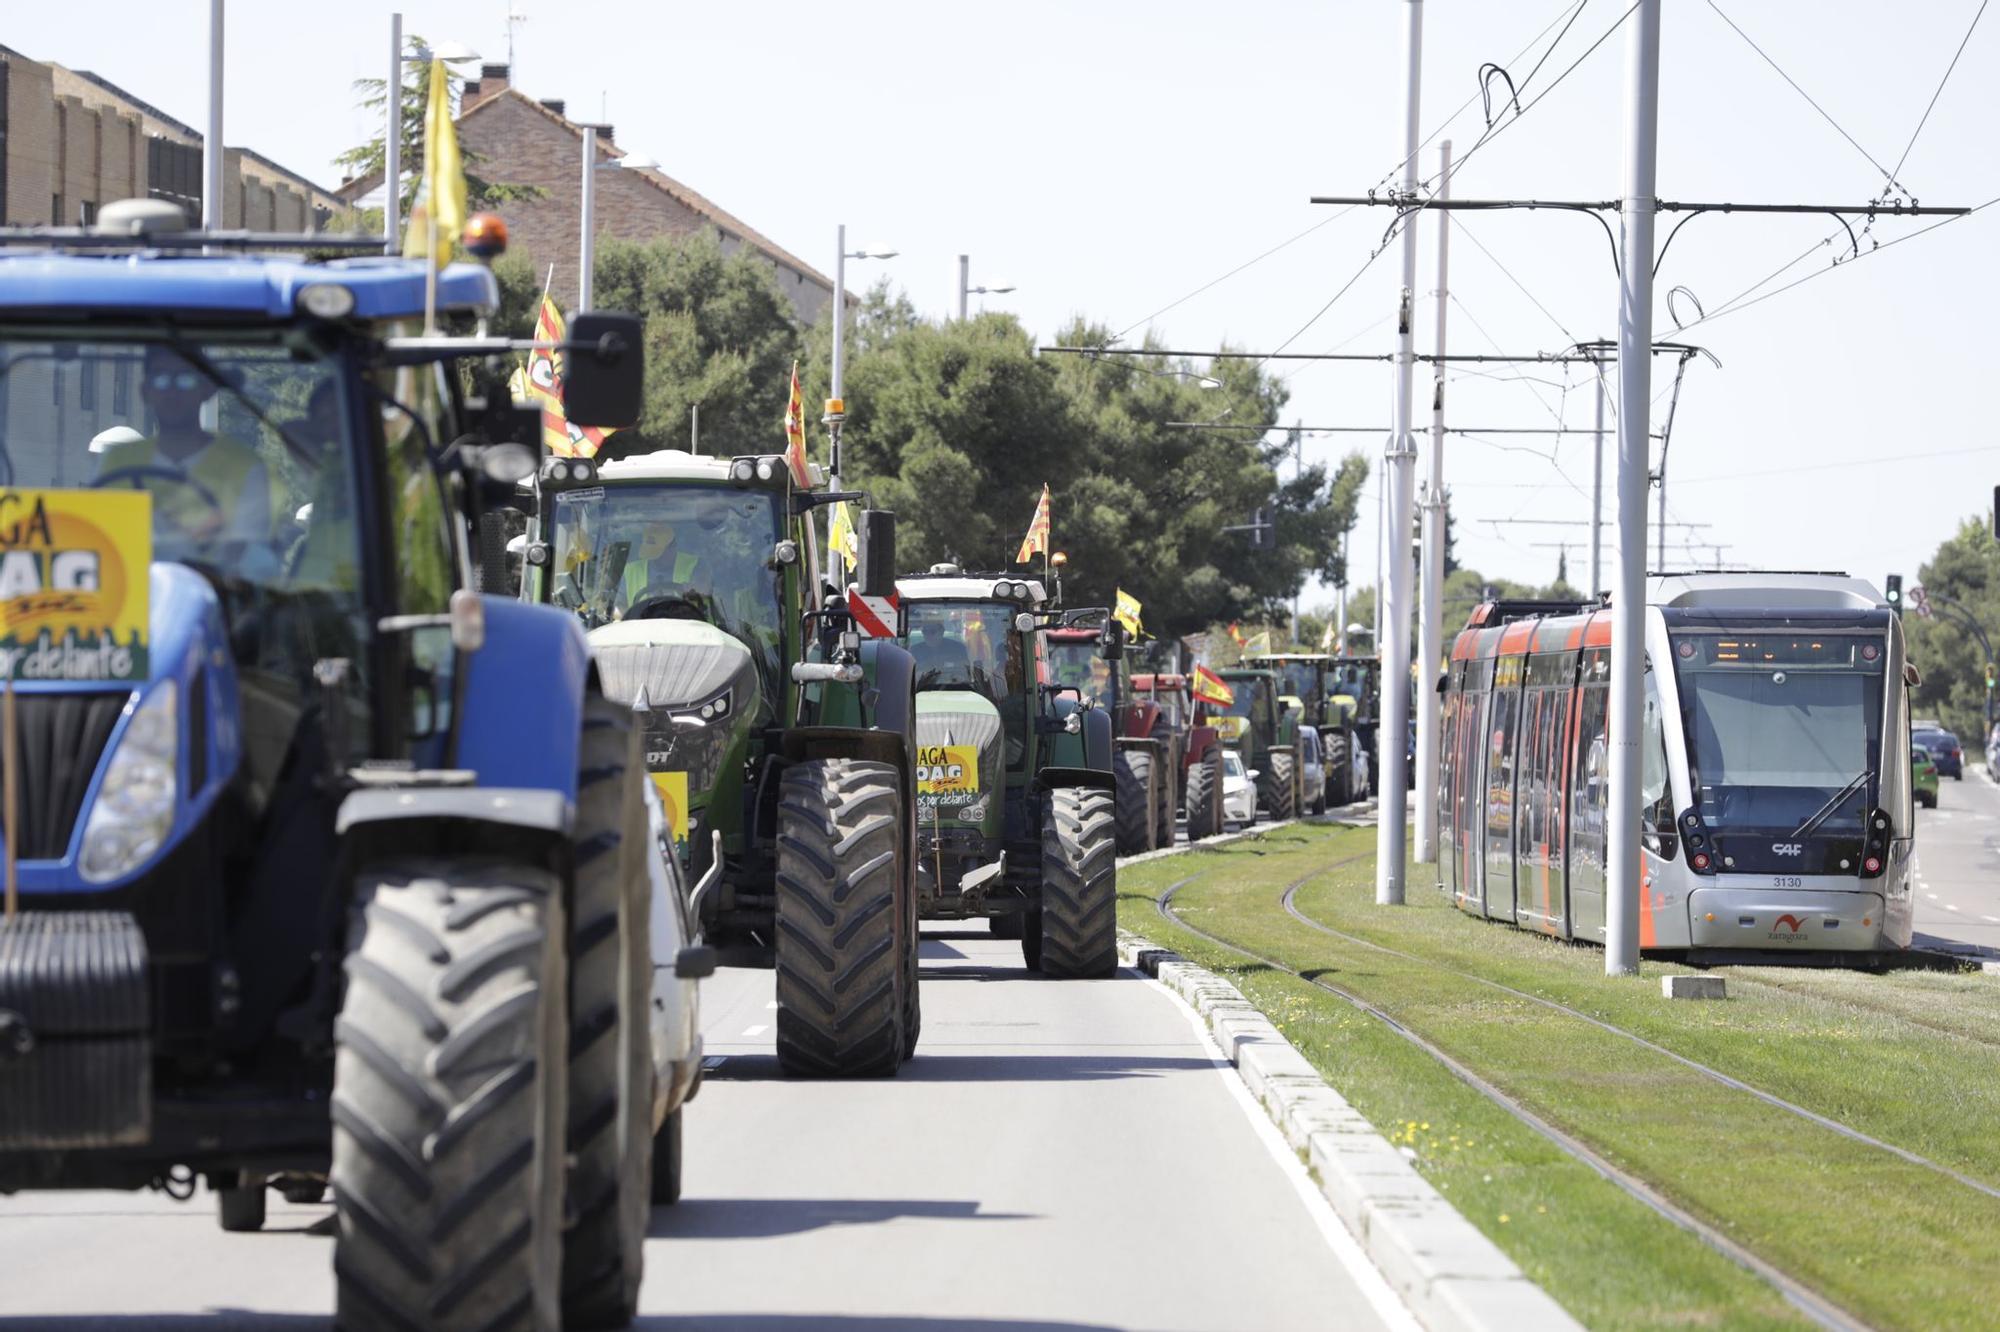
<box><xmin>0</xmin><ymin>199</ymin><xmax>687</xmax><ymax>1330</ymax></box>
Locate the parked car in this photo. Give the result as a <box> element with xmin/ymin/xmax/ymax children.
<box><xmin>1222</xmin><ymin>749</ymin><xmax>1259</xmax><ymax>827</ymax></box>
<box><xmin>1913</xmin><ymin>746</ymin><xmax>1940</xmax><ymax>809</ymax></box>
<box><xmin>1299</xmin><ymin>725</ymin><xmax>1329</xmax><ymax>816</ymax></box>
<box><xmin>1915</xmin><ymin>726</ymin><xmax>1964</xmax><ymax>779</ymax></box>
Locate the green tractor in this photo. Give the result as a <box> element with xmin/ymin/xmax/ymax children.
<box><xmin>1216</xmin><ymin>664</ymin><xmax>1304</xmax><ymax>820</ymax></box>
<box><xmin>1044</xmin><ymin>626</ymin><xmax>1176</xmax><ymax>855</ymax></box>
<box><xmin>894</xmin><ymin>567</ymin><xmax>1121</xmax><ymax>978</ymax></box>
<box><xmin>518</xmin><ymin>449</ymin><xmax>923</xmax><ymax>1076</ymax></box>
<box><xmin>1242</xmin><ymin>652</ymin><xmax>1377</xmax><ymax>807</ymax></box>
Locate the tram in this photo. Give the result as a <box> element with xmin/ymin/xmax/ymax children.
<box><xmin>1437</xmin><ymin>573</ymin><xmax>1915</xmax><ymax>956</ymax></box>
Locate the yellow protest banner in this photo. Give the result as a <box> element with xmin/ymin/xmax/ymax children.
<box><xmin>0</xmin><ymin>489</ymin><xmax>150</xmax><ymax>681</ymax></box>
<box><xmin>916</xmin><ymin>744</ymin><xmax>980</xmax><ymax>794</ymax></box>
<box><xmin>650</xmin><ymin>771</ymin><xmax>690</xmax><ymax>861</ymax></box>
<box><xmin>1114</xmin><ymin>588</ymin><xmax>1142</xmax><ymax>638</ymax></box>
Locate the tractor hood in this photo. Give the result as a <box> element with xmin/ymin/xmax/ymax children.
<box><xmin>914</xmin><ymin>691</ymin><xmax>1003</xmax><ymax>835</ymax></box>
<box><xmin>588</xmin><ymin>618</ymin><xmax>757</xmax><ymax>857</ymax></box>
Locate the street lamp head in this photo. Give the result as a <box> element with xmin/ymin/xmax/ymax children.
<box><xmin>1345</xmin><ymin>622</ymin><xmax>1369</xmax><ymax>636</ymax></box>
<box><xmin>609</xmin><ymin>153</ymin><xmax>660</xmax><ymax>172</ymax></box>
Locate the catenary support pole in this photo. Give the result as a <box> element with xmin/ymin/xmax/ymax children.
<box><xmin>384</xmin><ymin>12</ymin><xmax>401</xmax><ymax>252</ymax></box>
<box><xmin>1591</xmin><ymin>359</ymin><xmax>1606</xmax><ymax>595</ymax></box>
<box><xmin>1378</xmin><ymin>0</ymin><xmax>1423</xmax><ymax>905</ymax></box>
<box><xmin>1607</xmin><ymin>0</ymin><xmax>1661</xmax><ymax>978</ymax></box>
<box><xmin>204</xmin><ymin>0</ymin><xmax>224</xmax><ymax>231</ymax></box>
<box><xmin>957</xmin><ymin>254</ymin><xmax>970</xmax><ymax>321</ymax></box>
<box><xmin>579</xmin><ymin>126</ymin><xmax>597</xmax><ymax>310</ymax></box>
<box><xmin>1415</xmin><ymin>138</ymin><xmax>1450</xmax><ymax>865</ymax></box>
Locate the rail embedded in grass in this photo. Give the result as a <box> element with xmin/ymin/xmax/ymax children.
<box><xmin>1115</xmin><ymin>824</ymin><xmax>2000</xmax><ymax>1332</ymax></box>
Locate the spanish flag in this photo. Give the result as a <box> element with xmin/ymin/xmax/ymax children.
<box><xmin>1114</xmin><ymin>588</ymin><xmax>1143</xmax><ymax>638</ymax></box>
<box><xmin>783</xmin><ymin>362</ymin><xmax>810</xmax><ymax>486</ymax></box>
<box><xmin>1228</xmin><ymin>622</ymin><xmax>1247</xmax><ymax>648</ymax></box>
<box><xmin>402</xmin><ymin>60</ymin><xmax>466</xmax><ymax>266</ymax></box>
<box><xmin>1015</xmin><ymin>484</ymin><xmax>1051</xmax><ymax>564</ymax></box>
<box><xmin>1192</xmin><ymin>665</ymin><xmax>1235</xmax><ymax>707</ymax></box>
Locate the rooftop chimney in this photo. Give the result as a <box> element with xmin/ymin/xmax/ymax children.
<box><xmin>539</xmin><ymin>98</ymin><xmax>566</xmax><ymax>117</ymax></box>
<box><xmin>462</xmin><ymin>63</ymin><xmax>511</xmax><ymax>112</ymax></box>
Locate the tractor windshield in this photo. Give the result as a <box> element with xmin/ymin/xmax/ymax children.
<box><xmin>1044</xmin><ymin>633</ymin><xmax>1113</xmax><ymax>706</ymax></box>
<box><xmin>547</xmin><ymin>481</ymin><xmax>785</xmax><ymax>703</ymax></box>
<box><xmin>0</xmin><ymin>333</ymin><xmax>374</xmax><ymax>692</ymax></box>
<box><xmin>902</xmin><ymin>600</ymin><xmax>1022</xmax><ymax>700</ymax></box>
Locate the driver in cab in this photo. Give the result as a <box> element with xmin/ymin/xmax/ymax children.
<box><xmin>617</xmin><ymin>523</ymin><xmax>707</xmax><ymax>617</ymax></box>
<box><xmin>93</xmin><ymin>346</ymin><xmax>274</xmax><ymax>555</ymax></box>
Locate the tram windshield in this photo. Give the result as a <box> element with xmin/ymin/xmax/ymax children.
<box><xmin>1672</xmin><ymin>631</ymin><xmax>1886</xmax><ymax>831</ymax></box>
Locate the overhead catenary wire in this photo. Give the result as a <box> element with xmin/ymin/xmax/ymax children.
<box><xmin>1885</xmin><ymin>0</ymin><xmax>1990</xmax><ymax>198</ymax></box>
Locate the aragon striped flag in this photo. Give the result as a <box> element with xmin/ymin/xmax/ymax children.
<box><xmin>518</xmin><ymin>296</ymin><xmax>615</xmax><ymax>458</ymax></box>
<box><xmin>1015</xmin><ymin>484</ymin><xmax>1052</xmax><ymax>564</ymax></box>
<box><xmin>783</xmin><ymin>362</ymin><xmax>811</xmax><ymax>486</ymax></box>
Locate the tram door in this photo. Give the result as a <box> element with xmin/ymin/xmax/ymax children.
<box><xmin>1482</xmin><ymin>654</ymin><xmax>1525</xmax><ymax>923</ymax></box>
<box><xmin>1516</xmin><ymin>653</ymin><xmax>1572</xmax><ymax>935</ymax></box>
<box><xmin>1568</xmin><ymin>648</ymin><xmax>1612</xmax><ymax>940</ymax></box>
<box><xmin>1438</xmin><ymin>665</ymin><xmax>1459</xmax><ymax>899</ymax></box>
<box><xmin>1455</xmin><ymin>656</ymin><xmax>1494</xmax><ymax>915</ymax></box>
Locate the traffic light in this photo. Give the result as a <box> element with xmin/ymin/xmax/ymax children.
<box><xmin>1885</xmin><ymin>573</ymin><xmax>1902</xmax><ymax>615</ymax></box>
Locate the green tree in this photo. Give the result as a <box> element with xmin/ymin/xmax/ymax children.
<box><xmin>332</xmin><ymin>37</ymin><xmax>543</xmax><ymax>234</ymax></box>
<box><xmin>1906</xmin><ymin>516</ymin><xmax>2000</xmax><ymax>744</ymax></box>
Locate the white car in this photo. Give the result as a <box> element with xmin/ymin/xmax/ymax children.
<box><xmin>1222</xmin><ymin>749</ymin><xmax>1259</xmax><ymax>826</ymax></box>
<box><xmin>642</xmin><ymin>777</ymin><xmax>707</xmax><ymax>1204</ymax></box>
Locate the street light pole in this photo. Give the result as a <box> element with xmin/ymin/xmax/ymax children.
<box><xmin>579</xmin><ymin>125</ymin><xmax>597</xmax><ymax>311</ymax></box>
<box><xmin>1377</xmin><ymin>0</ymin><xmax>1423</xmax><ymax>906</ymax></box>
<box><xmin>1415</xmin><ymin>138</ymin><xmax>1450</xmax><ymax>866</ymax></box>
<box><xmin>1591</xmin><ymin>357</ymin><xmax>1606</xmax><ymax>595</ymax></box>
<box><xmin>1607</xmin><ymin>0</ymin><xmax>1662</xmax><ymax>978</ymax></box>
<box><xmin>204</xmin><ymin>0</ymin><xmax>225</xmax><ymax>231</ymax></box>
<box><xmin>957</xmin><ymin>254</ymin><xmax>969</xmax><ymax>321</ymax></box>
<box><xmin>384</xmin><ymin>12</ymin><xmax>402</xmax><ymax>253</ymax></box>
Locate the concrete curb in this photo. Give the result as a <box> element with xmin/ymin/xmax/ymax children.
<box><xmin>1120</xmin><ymin>932</ymin><xmax>1584</xmax><ymax>1332</ymax></box>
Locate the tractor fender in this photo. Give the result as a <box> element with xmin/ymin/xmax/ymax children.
<box><xmin>862</xmin><ymin>639</ymin><xmax>917</xmax><ymax>744</ymax></box>
<box><xmin>335</xmin><ymin>786</ymin><xmax>574</xmax><ymax>870</ymax></box>
<box><xmin>1036</xmin><ymin>765</ymin><xmax>1116</xmax><ymax>793</ymax></box>
<box><xmin>455</xmin><ymin>595</ymin><xmax>591</xmax><ymax>804</ymax></box>
<box><xmin>1084</xmin><ymin>705</ymin><xmax>1113</xmax><ymax>772</ymax></box>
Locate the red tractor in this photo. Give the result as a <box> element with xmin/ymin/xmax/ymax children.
<box><xmin>1044</xmin><ymin>631</ymin><xmax>1224</xmax><ymax>851</ymax></box>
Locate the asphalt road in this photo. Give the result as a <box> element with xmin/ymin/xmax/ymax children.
<box><xmin>1912</xmin><ymin>765</ymin><xmax>2000</xmax><ymax>958</ymax></box>
<box><xmin>0</xmin><ymin>925</ymin><xmax>1413</xmax><ymax>1332</ymax></box>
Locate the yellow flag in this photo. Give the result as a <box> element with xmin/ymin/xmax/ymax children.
<box><xmin>1114</xmin><ymin>588</ymin><xmax>1143</xmax><ymax>638</ymax></box>
<box><xmin>402</xmin><ymin>59</ymin><xmax>467</xmax><ymax>266</ymax></box>
<box><xmin>1320</xmin><ymin>619</ymin><xmax>1336</xmax><ymax>650</ymax></box>
<box><xmin>828</xmin><ymin>501</ymin><xmax>859</xmax><ymax>571</ymax></box>
<box><xmin>1244</xmin><ymin>630</ymin><xmax>1271</xmax><ymax>655</ymax></box>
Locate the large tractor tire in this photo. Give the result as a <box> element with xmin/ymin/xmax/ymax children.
<box><xmin>1185</xmin><ymin>746</ymin><xmax>1226</xmax><ymax>841</ymax></box>
<box><xmin>1324</xmin><ymin>731</ymin><xmax>1352</xmax><ymax>808</ymax></box>
<box><xmin>1260</xmin><ymin>747</ymin><xmax>1299</xmax><ymax>822</ymax></box>
<box><xmin>1037</xmin><ymin>788</ymin><xmax>1118</xmax><ymax>979</ymax></box>
<box><xmin>331</xmin><ymin>861</ymin><xmax>567</xmax><ymax>1332</ymax></box>
<box><xmin>774</xmin><ymin>758</ymin><xmax>908</xmax><ymax>1077</ymax></box>
<box><xmin>562</xmin><ymin>697</ymin><xmax>655</xmax><ymax>1329</ymax></box>
<box><xmin>1150</xmin><ymin>722</ymin><xmax>1179</xmax><ymax>848</ymax></box>
<box><xmin>1113</xmin><ymin>748</ymin><xmax>1157</xmax><ymax>855</ymax></box>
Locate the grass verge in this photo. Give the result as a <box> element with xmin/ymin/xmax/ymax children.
<box><xmin>1118</xmin><ymin>822</ymin><xmax>2000</xmax><ymax>1331</ymax></box>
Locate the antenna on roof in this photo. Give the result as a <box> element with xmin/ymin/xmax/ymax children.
<box><xmin>506</xmin><ymin>2</ymin><xmax>528</xmax><ymax>76</ymax></box>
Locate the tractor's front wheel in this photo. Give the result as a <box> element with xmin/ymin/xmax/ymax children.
<box><xmin>1260</xmin><ymin>748</ymin><xmax>1299</xmax><ymax>821</ymax></box>
<box><xmin>562</xmin><ymin>696</ymin><xmax>655</xmax><ymax>1330</ymax></box>
<box><xmin>1185</xmin><ymin>746</ymin><xmax>1226</xmax><ymax>841</ymax></box>
<box><xmin>331</xmin><ymin>861</ymin><xmax>567</xmax><ymax>1332</ymax></box>
<box><xmin>1113</xmin><ymin>748</ymin><xmax>1157</xmax><ymax>855</ymax></box>
<box><xmin>1038</xmin><ymin>788</ymin><xmax>1118</xmax><ymax>978</ymax></box>
<box><xmin>774</xmin><ymin>759</ymin><xmax>908</xmax><ymax>1077</ymax></box>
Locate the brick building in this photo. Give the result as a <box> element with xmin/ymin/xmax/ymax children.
<box><xmin>340</xmin><ymin>65</ymin><xmax>837</xmax><ymax>323</ymax></box>
<box><xmin>0</xmin><ymin>42</ymin><xmax>342</xmax><ymax>230</ymax></box>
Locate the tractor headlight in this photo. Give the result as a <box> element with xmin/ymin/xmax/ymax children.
<box><xmin>670</xmin><ymin>685</ymin><xmax>734</xmax><ymax>728</ymax></box>
<box><xmin>79</xmin><ymin>682</ymin><xmax>178</xmax><ymax>883</ymax></box>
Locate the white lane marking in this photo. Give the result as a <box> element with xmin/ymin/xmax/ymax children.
<box><xmin>766</xmin><ymin>1000</ymin><xmax>779</xmax><ymax>1010</ymax></box>
<box><xmin>1944</xmin><ymin>904</ymin><xmax>1962</xmax><ymax>913</ymax></box>
<box><xmin>742</xmin><ymin>1024</ymin><xmax>770</xmax><ymax>1037</ymax></box>
<box><xmin>1151</xmin><ymin>976</ymin><xmax>1423</xmax><ymax>1332</ymax></box>
<box><xmin>1927</xmin><ymin>893</ymin><xmax>1939</xmax><ymax>900</ymax></box>
<box><xmin>1983</xmin><ymin>916</ymin><xmax>2000</xmax><ymax>924</ymax></box>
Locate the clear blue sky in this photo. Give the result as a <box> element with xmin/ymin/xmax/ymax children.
<box><xmin>14</xmin><ymin>1</ymin><xmax>1998</xmax><ymax>608</ymax></box>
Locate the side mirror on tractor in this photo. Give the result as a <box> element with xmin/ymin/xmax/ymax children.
<box><xmin>563</xmin><ymin>311</ymin><xmax>644</xmax><ymax>429</ymax></box>
<box><xmin>1100</xmin><ymin>621</ymin><xmax>1125</xmax><ymax>662</ymax></box>
<box><xmin>857</xmin><ymin>509</ymin><xmax>897</xmax><ymax>599</ymax></box>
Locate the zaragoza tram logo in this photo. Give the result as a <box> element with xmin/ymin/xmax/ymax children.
<box><xmin>0</xmin><ymin>489</ymin><xmax>152</xmax><ymax>682</ymax></box>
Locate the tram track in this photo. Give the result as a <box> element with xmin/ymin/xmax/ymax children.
<box><xmin>1149</xmin><ymin>861</ymin><xmax>1871</xmax><ymax>1332</ymax></box>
